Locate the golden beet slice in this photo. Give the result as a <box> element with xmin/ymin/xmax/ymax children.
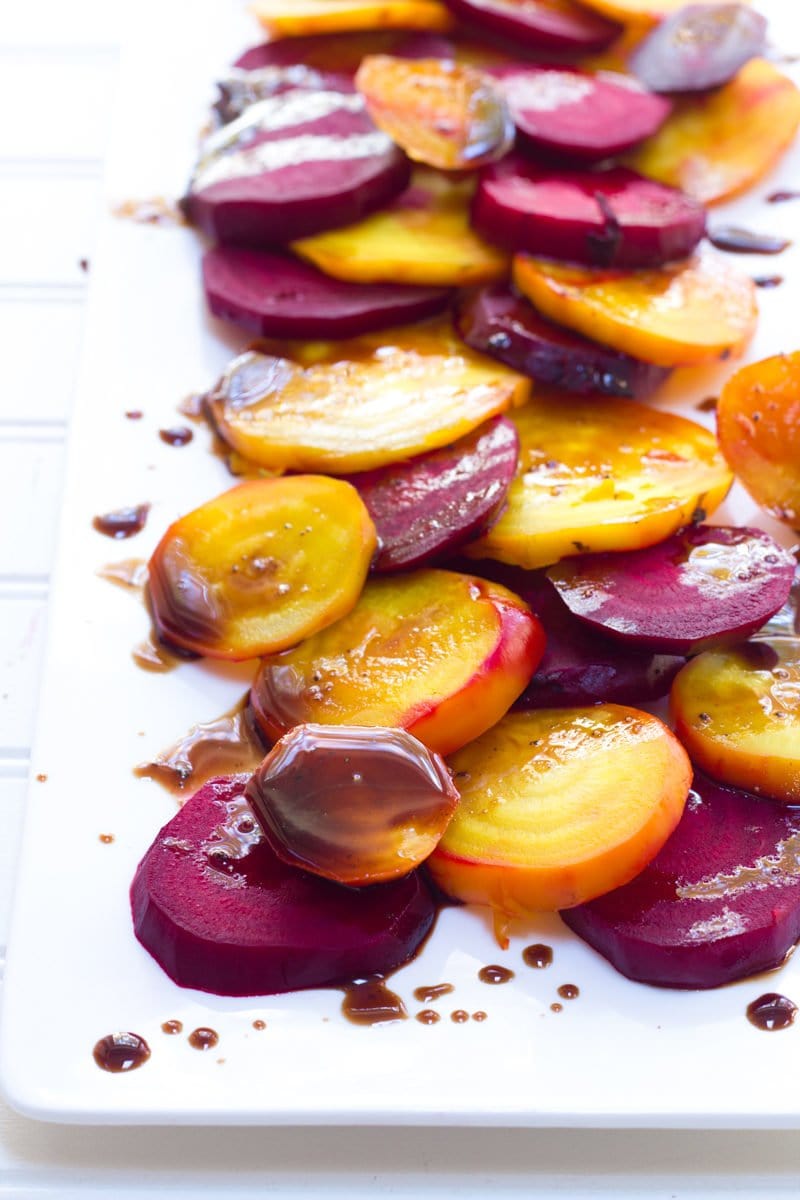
<box><xmin>513</xmin><ymin>246</ymin><xmax>757</xmax><ymax>368</ymax></box>
<box><xmin>250</xmin><ymin>0</ymin><xmax>455</xmax><ymax>38</ymax></box>
<box><xmin>148</xmin><ymin>477</ymin><xmax>376</xmax><ymax>661</ymax></box>
<box><xmin>466</xmin><ymin>390</ymin><xmax>732</xmax><ymax>569</ymax></box>
<box><xmin>428</xmin><ymin>707</ymin><xmax>691</xmax><ymax>919</ymax></box>
<box><xmin>292</xmin><ymin>168</ymin><xmax>509</xmax><ymax>286</ymax></box>
<box><xmin>670</xmin><ymin>638</ymin><xmax>800</xmax><ymax>804</ymax></box>
<box><xmin>355</xmin><ymin>56</ymin><xmax>513</xmax><ymax>170</ymax></box>
<box><xmin>575</xmin><ymin>0</ymin><xmax>748</xmax><ymax>24</ymax></box>
<box><xmin>629</xmin><ymin>59</ymin><xmax>800</xmax><ymax>206</ymax></box>
<box><xmin>717</xmin><ymin>352</ymin><xmax>800</xmax><ymax>527</ymax></box>
<box><xmin>208</xmin><ymin>322</ymin><xmax>529</xmax><ymax>473</ymax></box>
<box><xmin>250</xmin><ymin>569</ymin><xmax>545</xmax><ymax>755</ymax></box>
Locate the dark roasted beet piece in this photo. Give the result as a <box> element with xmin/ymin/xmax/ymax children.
<box><xmin>346</xmin><ymin>416</ymin><xmax>518</xmax><ymax>572</ymax></box>
<box><xmin>455</xmin><ymin>284</ymin><xmax>669</xmax><ymax>398</ymax></box>
<box><xmin>203</xmin><ymin>246</ymin><xmax>450</xmax><ymax>338</ymax></box>
<box><xmin>630</xmin><ymin>4</ymin><xmax>767</xmax><ymax>94</ymax></box>
<box><xmin>547</xmin><ymin>526</ymin><xmax>796</xmax><ymax>656</ymax></box>
<box><xmin>458</xmin><ymin>560</ymin><xmax>683</xmax><ymax>706</ymax></box>
<box><xmin>562</xmin><ymin>773</ymin><xmax>800</xmax><ymax>989</ymax></box>
<box><xmin>184</xmin><ymin>85</ymin><xmax>410</xmax><ymax>247</ymax></box>
<box><xmin>489</xmin><ymin>66</ymin><xmax>671</xmax><ymax>162</ymax></box>
<box><xmin>130</xmin><ymin>775</ymin><xmax>436</xmax><ymax>997</ymax></box>
<box><xmin>472</xmin><ymin>159</ymin><xmax>705</xmax><ymax>268</ymax></box>
<box><xmin>234</xmin><ymin>32</ymin><xmax>457</xmax><ymax>75</ymax></box>
<box><xmin>442</xmin><ymin>0</ymin><xmax>621</xmax><ymax>54</ymax></box>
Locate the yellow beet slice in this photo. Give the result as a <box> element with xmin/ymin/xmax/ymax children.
<box><xmin>513</xmin><ymin>246</ymin><xmax>757</xmax><ymax>368</ymax></box>
<box><xmin>292</xmin><ymin>168</ymin><xmax>509</xmax><ymax>286</ymax></box>
<box><xmin>717</xmin><ymin>351</ymin><xmax>800</xmax><ymax>527</ymax></box>
<box><xmin>575</xmin><ymin>0</ymin><xmax>747</xmax><ymax>25</ymax></box>
<box><xmin>250</xmin><ymin>569</ymin><xmax>546</xmax><ymax>755</ymax></box>
<box><xmin>670</xmin><ymin>638</ymin><xmax>800</xmax><ymax>804</ymax></box>
<box><xmin>250</xmin><ymin>0</ymin><xmax>455</xmax><ymax>38</ymax></box>
<box><xmin>629</xmin><ymin>59</ymin><xmax>800</xmax><ymax>206</ymax></box>
<box><xmin>147</xmin><ymin>477</ymin><xmax>376</xmax><ymax>661</ymax></box>
<box><xmin>208</xmin><ymin>322</ymin><xmax>529</xmax><ymax>473</ymax></box>
<box><xmin>466</xmin><ymin>390</ymin><xmax>732</xmax><ymax>569</ymax></box>
<box><xmin>428</xmin><ymin>707</ymin><xmax>691</xmax><ymax>918</ymax></box>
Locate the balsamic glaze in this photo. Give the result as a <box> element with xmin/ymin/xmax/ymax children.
<box><xmin>754</xmin><ymin>275</ymin><xmax>784</xmax><ymax>289</ymax></box>
<box><xmin>93</xmin><ymin>1032</ymin><xmax>150</xmax><ymax>1072</ymax></box>
<box><xmin>413</xmin><ymin>982</ymin><xmax>455</xmax><ymax>1003</ymax></box>
<box><xmin>478</xmin><ymin>964</ymin><xmax>515</xmax><ymax>985</ymax></box>
<box><xmin>695</xmin><ymin>396</ymin><xmax>718</xmax><ymax>413</ymax></box>
<box><xmin>341</xmin><ymin>977</ymin><xmax>407</xmax><ymax>1025</ymax></box>
<box><xmin>98</xmin><ymin>833</ymin><xmax>114</xmax><ymax>844</ymax></box>
<box><xmin>134</xmin><ymin>697</ymin><xmax>266</xmax><ymax>795</ymax></box>
<box><xmin>746</xmin><ymin>993</ymin><xmax>797</xmax><ymax>1031</ymax></box>
<box><xmin>416</xmin><ymin>1009</ymin><xmax>441</xmax><ymax>1025</ymax></box>
<box><xmin>161</xmin><ymin>1019</ymin><xmax>183</xmax><ymax>1035</ymax></box>
<box><xmin>708</xmin><ymin>226</ymin><xmax>791</xmax><ymax>255</ymax></box>
<box><xmin>522</xmin><ymin>943</ymin><xmax>553</xmax><ymax>969</ymax></box>
<box><xmin>132</xmin><ymin>635</ymin><xmax>186</xmax><ymax>674</ymax></box>
<box><xmin>188</xmin><ymin>1026</ymin><xmax>219</xmax><ymax>1050</ymax></box>
<box><xmin>159</xmin><ymin>425</ymin><xmax>194</xmax><ymax>447</ymax></box>
<box><xmin>97</xmin><ymin>558</ymin><xmax>148</xmax><ymax>591</ymax></box>
<box><xmin>451</xmin><ymin>1010</ymin><xmax>470</xmax><ymax>1023</ymax></box>
<box><xmin>550</xmin><ymin>1003</ymin><xmax>563</xmax><ymax>1013</ymax></box>
<box><xmin>92</xmin><ymin>504</ymin><xmax>150</xmax><ymax>539</ymax></box>
<box><xmin>252</xmin><ymin>1019</ymin><xmax>267</xmax><ymax>1031</ymax></box>
<box><xmin>472</xmin><ymin>1011</ymin><xmax>487</xmax><ymax>1022</ymax></box>
<box><xmin>767</xmin><ymin>190</ymin><xmax>800</xmax><ymax>204</ymax></box>
<box><xmin>557</xmin><ymin>984</ymin><xmax>579</xmax><ymax>1000</ymax></box>
<box><xmin>125</xmin><ymin>409</ymin><xmax>144</xmax><ymax>420</ymax></box>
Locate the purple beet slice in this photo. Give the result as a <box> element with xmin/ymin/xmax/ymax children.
<box><xmin>489</xmin><ymin>66</ymin><xmax>672</xmax><ymax>162</ymax></box>
<box><xmin>130</xmin><ymin>775</ymin><xmax>437</xmax><ymax>997</ymax></box>
<box><xmin>547</xmin><ymin>526</ymin><xmax>796</xmax><ymax>656</ymax></box>
<box><xmin>203</xmin><ymin>246</ymin><xmax>450</xmax><ymax>338</ymax></box>
<box><xmin>630</xmin><ymin>4</ymin><xmax>767</xmax><ymax>95</ymax></box>
<box><xmin>184</xmin><ymin>85</ymin><xmax>410</xmax><ymax>247</ymax></box>
<box><xmin>234</xmin><ymin>32</ymin><xmax>458</xmax><ymax>75</ymax></box>
<box><xmin>473</xmin><ymin>158</ymin><xmax>705</xmax><ymax>268</ymax></box>
<box><xmin>442</xmin><ymin>0</ymin><xmax>621</xmax><ymax>54</ymax></box>
<box><xmin>455</xmin><ymin>284</ymin><xmax>669</xmax><ymax>398</ymax></box>
<box><xmin>346</xmin><ymin>415</ymin><xmax>519</xmax><ymax>572</ymax></box>
<box><xmin>561</xmin><ymin>773</ymin><xmax>800</xmax><ymax>989</ymax></box>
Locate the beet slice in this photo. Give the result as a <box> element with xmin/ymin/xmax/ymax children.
<box><xmin>547</xmin><ymin>526</ymin><xmax>796</xmax><ymax>656</ymax></box>
<box><xmin>561</xmin><ymin>773</ymin><xmax>800</xmax><ymax>989</ymax></box>
<box><xmin>234</xmin><ymin>32</ymin><xmax>457</xmax><ymax>75</ymax></box>
<box><xmin>489</xmin><ymin>66</ymin><xmax>672</xmax><ymax>162</ymax></box>
<box><xmin>630</xmin><ymin>4</ymin><xmax>768</xmax><ymax>95</ymax></box>
<box><xmin>443</xmin><ymin>0</ymin><xmax>621</xmax><ymax>54</ymax></box>
<box><xmin>345</xmin><ymin>415</ymin><xmax>519</xmax><ymax>572</ymax></box>
<box><xmin>473</xmin><ymin>158</ymin><xmax>705</xmax><ymax>268</ymax></box>
<box><xmin>203</xmin><ymin>246</ymin><xmax>450</xmax><ymax>338</ymax></box>
<box><xmin>130</xmin><ymin>775</ymin><xmax>437</xmax><ymax>997</ymax></box>
<box><xmin>184</xmin><ymin>86</ymin><xmax>410</xmax><ymax>247</ymax></box>
<box><xmin>455</xmin><ymin>284</ymin><xmax>669</xmax><ymax>398</ymax></box>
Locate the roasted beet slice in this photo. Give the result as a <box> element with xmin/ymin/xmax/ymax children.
<box><xmin>443</xmin><ymin>0</ymin><xmax>620</xmax><ymax>53</ymax></box>
<box><xmin>461</xmin><ymin>560</ymin><xmax>683</xmax><ymax>706</ymax></box>
<box><xmin>202</xmin><ymin>246</ymin><xmax>450</xmax><ymax>338</ymax></box>
<box><xmin>561</xmin><ymin>773</ymin><xmax>800</xmax><ymax>989</ymax></box>
<box><xmin>630</xmin><ymin>4</ymin><xmax>767</xmax><ymax>95</ymax></box>
<box><xmin>455</xmin><ymin>284</ymin><xmax>669</xmax><ymax>398</ymax></box>
<box><xmin>489</xmin><ymin>66</ymin><xmax>671</xmax><ymax>162</ymax></box>
<box><xmin>473</xmin><ymin>159</ymin><xmax>705</xmax><ymax>269</ymax></box>
<box><xmin>130</xmin><ymin>775</ymin><xmax>436</xmax><ymax>997</ymax></box>
<box><xmin>234</xmin><ymin>32</ymin><xmax>457</xmax><ymax>74</ymax></box>
<box><xmin>345</xmin><ymin>415</ymin><xmax>519</xmax><ymax>572</ymax></box>
<box><xmin>184</xmin><ymin>86</ymin><xmax>410</xmax><ymax>247</ymax></box>
<box><xmin>547</xmin><ymin>526</ymin><xmax>796</xmax><ymax>656</ymax></box>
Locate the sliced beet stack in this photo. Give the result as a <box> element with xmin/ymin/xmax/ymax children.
<box><xmin>473</xmin><ymin>158</ymin><xmax>706</xmax><ymax>268</ymax></box>
<box><xmin>203</xmin><ymin>246</ymin><xmax>450</xmax><ymax>338</ymax></box>
<box><xmin>455</xmin><ymin>284</ymin><xmax>669</xmax><ymax>398</ymax></box>
<box><xmin>562</xmin><ymin>773</ymin><xmax>800</xmax><ymax>989</ymax></box>
<box><xmin>443</xmin><ymin>0</ymin><xmax>621</xmax><ymax>53</ymax></box>
<box><xmin>184</xmin><ymin>85</ymin><xmax>410</xmax><ymax>247</ymax></box>
<box><xmin>489</xmin><ymin>66</ymin><xmax>671</xmax><ymax>162</ymax></box>
<box><xmin>346</xmin><ymin>415</ymin><xmax>519</xmax><ymax>572</ymax></box>
<box><xmin>130</xmin><ymin>775</ymin><xmax>437</xmax><ymax>997</ymax></box>
<box><xmin>546</xmin><ymin>526</ymin><xmax>796</xmax><ymax>655</ymax></box>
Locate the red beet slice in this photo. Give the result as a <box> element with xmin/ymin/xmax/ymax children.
<box><xmin>488</xmin><ymin>66</ymin><xmax>671</xmax><ymax>162</ymax></box>
<box><xmin>473</xmin><ymin>158</ymin><xmax>704</xmax><ymax>268</ymax></box>
<box><xmin>130</xmin><ymin>775</ymin><xmax>437</xmax><ymax>997</ymax></box>
<box><xmin>345</xmin><ymin>415</ymin><xmax>519</xmax><ymax>572</ymax></box>
<box><xmin>184</xmin><ymin>86</ymin><xmax>410</xmax><ymax>247</ymax></box>
<box><xmin>442</xmin><ymin>0</ymin><xmax>620</xmax><ymax>54</ymax></box>
<box><xmin>461</xmin><ymin>561</ymin><xmax>683</xmax><ymax>706</ymax></box>
<box><xmin>203</xmin><ymin>246</ymin><xmax>450</xmax><ymax>339</ymax></box>
<box><xmin>561</xmin><ymin>773</ymin><xmax>800</xmax><ymax>989</ymax></box>
<box><xmin>234</xmin><ymin>32</ymin><xmax>458</xmax><ymax>75</ymax></box>
<box><xmin>630</xmin><ymin>4</ymin><xmax>767</xmax><ymax>95</ymax></box>
<box><xmin>455</xmin><ymin>284</ymin><xmax>669</xmax><ymax>397</ymax></box>
<box><xmin>547</xmin><ymin>526</ymin><xmax>796</xmax><ymax>656</ymax></box>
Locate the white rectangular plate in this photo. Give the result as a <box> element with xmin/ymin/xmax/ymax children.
<box><xmin>3</xmin><ymin>0</ymin><xmax>800</xmax><ymax>1128</ymax></box>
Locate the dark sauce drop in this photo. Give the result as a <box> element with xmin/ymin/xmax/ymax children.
<box><xmin>416</xmin><ymin>1009</ymin><xmax>441</xmax><ymax>1025</ymax></box>
<box><xmin>472</xmin><ymin>1011</ymin><xmax>487</xmax><ymax>1022</ymax></box>
<box><xmin>93</xmin><ymin>1031</ymin><xmax>150</xmax><ymax>1072</ymax></box>
<box><xmin>134</xmin><ymin>696</ymin><xmax>266</xmax><ymax>795</ymax></box>
<box><xmin>478</xmin><ymin>964</ymin><xmax>515</xmax><ymax>985</ymax></box>
<box><xmin>522</xmin><ymin>943</ymin><xmax>553</xmax><ymax>969</ymax></box>
<box><xmin>695</xmin><ymin>395</ymin><xmax>718</xmax><ymax>413</ymax></box>
<box><xmin>708</xmin><ymin>226</ymin><xmax>791</xmax><ymax>255</ymax></box>
<box><xmin>451</xmin><ymin>1009</ymin><xmax>470</xmax><ymax>1023</ymax></box>
<box><xmin>132</xmin><ymin>634</ymin><xmax>188</xmax><ymax>674</ymax></box>
<box><xmin>413</xmin><ymin>982</ymin><xmax>454</xmax><ymax>1003</ymax></box>
<box><xmin>97</xmin><ymin>558</ymin><xmax>148</xmax><ymax>592</ymax></box>
<box><xmin>159</xmin><ymin>425</ymin><xmax>194</xmax><ymax>447</ymax></box>
<box><xmin>754</xmin><ymin>275</ymin><xmax>784</xmax><ymax>289</ymax></box>
<box><xmin>125</xmin><ymin>409</ymin><xmax>143</xmax><ymax>420</ymax></box>
<box><xmin>550</xmin><ymin>1002</ymin><xmax>563</xmax><ymax>1013</ymax></box>
<box><xmin>93</xmin><ymin>504</ymin><xmax>150</xmax><ymax>540</ymax></box>
<box><xmin>746</xmin><ymin>993</ymin><xmax>798</xmax><ymax>1031</ymax></box>
<box><xmin>767</xmin><ymin>190</ymin><xmax>800</xmax><ymax>204</ymax></box>
<box><xmin>341</xmin><ymin>977</ymin><xmax>407</xmax><ymax>1025</ymax></box>
<box><xmin>161</xmin><ymin>1019</ymin><xmax>183</xmax><ymax>1035</ymax></box>
<box><xmin>557</xmin><ymin>983</ymin><xmax>579</xmax><ymax>1000</ymax></box>
<box><xmin>188</xmin><ymin>1026</ymin><xmax>219</xmax><ymax>1050</ymax></box>
<box><xmin>252</xmin><ymin>1019</ymin><xmax>267</xmax><ymax>1031</ymax></box>
<box><xmin>98</xmin><ymin>833</ymin><xmax>114</xmax><ymax>844</ymax></box>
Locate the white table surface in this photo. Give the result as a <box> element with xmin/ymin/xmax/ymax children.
<box><xmin>2</xmin><ymin>0</ymin><xmax>800</xmax><ymax>1192</ymax></box>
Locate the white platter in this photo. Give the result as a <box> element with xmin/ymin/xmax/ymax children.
<box><xmin>3</xmin><ymin>0</ymin><xmax>800</xmax><ymax>1127</ymax></box>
